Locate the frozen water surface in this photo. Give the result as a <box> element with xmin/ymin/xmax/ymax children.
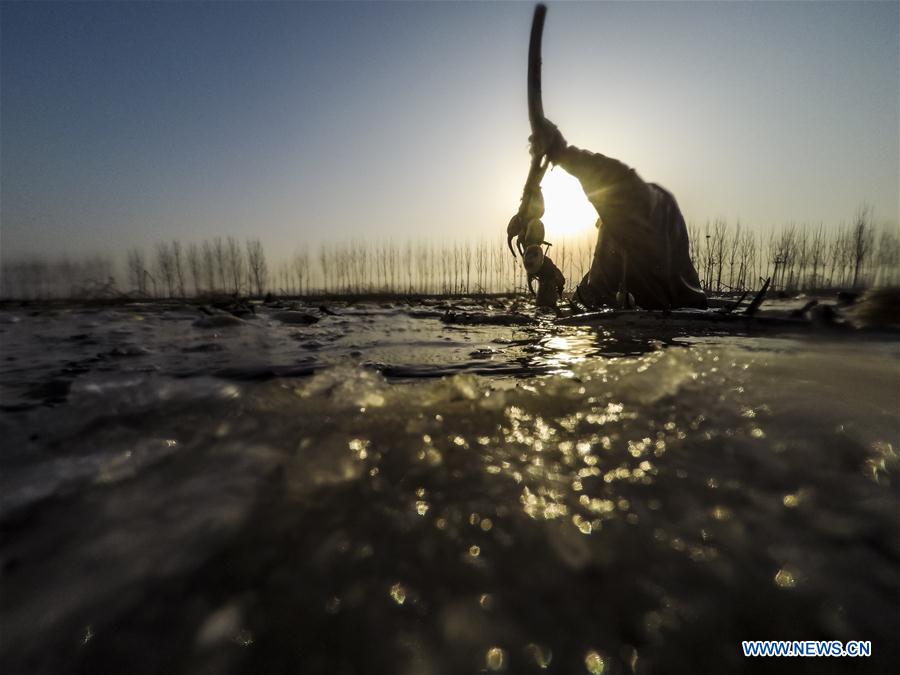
<box><xmin>0</xmin><ymin>300</ymin><xmax>898</xmax><ymax>674</ymax></box>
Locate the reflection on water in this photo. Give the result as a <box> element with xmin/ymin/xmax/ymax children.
<box><xmin>0</xmin><ymin>301</ymin><xmax>898</xmax><ymax>674</ymax></box>
<box><xmin>524</xmin><ymin>327</ymin><xmax>682</xmax><ymax>376</ymax></box>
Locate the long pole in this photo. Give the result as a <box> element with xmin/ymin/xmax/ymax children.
<box><xmin>508</xmin><ymin>4</ymin><xmax>549</xmax><ymax>257</ymax></box>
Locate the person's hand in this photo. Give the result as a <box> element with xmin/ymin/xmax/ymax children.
<box><xmin>529</xmin><ymin>118</ymin><xmax>566</xmax><ymax>162</ymax></box>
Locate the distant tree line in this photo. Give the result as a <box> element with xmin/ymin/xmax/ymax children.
<box><xmin>0</xmin><ymin>254</ymin><xmax>119</xmax><ymax>301</ymax></box>
<box><xmin>1</xmin><ymin>210</ymin><xmax>897</xmax><ymax>300</ymax></box>
<box><xmin>121</xmin><ymin>237</ymin><xmax>269</xmax><ymax>299</ymax></box>
<box><xmin>687</xmin><ymin>206</ymin><xmax>898</xmax><ymax>293</ymax></box>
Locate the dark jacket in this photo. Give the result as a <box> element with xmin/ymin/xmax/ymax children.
<box><xmin>556</xmin><ymin>146</ymin><xmax>707</xmax><ymax>310</ymax></box>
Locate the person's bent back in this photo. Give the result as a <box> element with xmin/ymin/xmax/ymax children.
<box><xmin>533</xmin><ymin>121</ymin><xmax>707</xmax><ymax>310</ymax></box>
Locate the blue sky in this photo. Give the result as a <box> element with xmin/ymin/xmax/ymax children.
<box><xmin>1</xmin><ymin>1</ymin><xmax>897</xmax><ymax>259</ymax></box>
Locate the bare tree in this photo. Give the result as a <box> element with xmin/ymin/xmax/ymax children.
<box><xmin>155</xmin><ymin>242</ymin><xmax>175</xmax><ymax>297</ymax></box>
<box><xmin>701</xmin><ymin>221</ymin><xmax>713</xmax><ymax>290</ymax></box>
<box><xmin>213</xmin><ymin>237</ymin><xmax>227</xmax><ymax>292</ymax></box>
<box><xmin>737</xmin><ymin>228</ymin><xmax>755</xmax><ymax>290</ymax></box>
<box><xmin>187</xmin><ymin>242</ymin><xmax>202</xmax><ymax>295</ymax></box>
<box><xmin>293</xmin><ymin>248</ymin><xmax>311</xmax><ymax>295</ymax></box>
<box><xmin>200</xmin><ymin>240</ymin><xmax>216</xmax><ymax>293</ymax></box>
<box><xmin>415</xmin><ymin>242</ymin><xmax>429</xmax><ymax>294</ymax></box>
<box><xmin>875</xmin><ymin>226</ymin><xmax>899</xmax><ymax>286</ymax></box>
<box><xmin>851</xmin><ymin>205</ymin><xmax>875</xmax><ymax>287</ymax></box>
<box><xmin>726</xmin><ymin>221</ymin><xmax>741</xmax><ymax>290</ymax></box>
<box><xmin>688</xmin><ymin>222</ymin><xmax>701</xmax><ymax>276</ymax></box>
<box><xmin>771</xmin><ymin>225</ymin><xmax>797</xmax><ymax>291</ymax></box>
<box><xmin>319</xmin><ymin>244</ymin><xmax>329</xmax><ymax>294</ymax></box>
<box><xmin>794</xmin><ymin>227</ymin><xmax>809</xmax><ymax>291</ymax></box>
<box><xmin>405</xmin><ymin>241</ymin><xmax>414</xmax><ymax>294</ymax></box>
<box><xmin>712</xmin><ymin>219</ymin><xmax>728</xmax><ymax>292</ymax></box>
<box><xmin>171</xmin><ymin>240</ymin><xmax>186</xmax><ymax>297</ymax></box>
<box><xmin>808</xmin><ymin>225</ymin><xmax>825</xmax><ymax>290</ymax></box>
<box><xmin>225</xmin><ymin>236</ymin><xmax>244</xmax><ymax>295</ymax></box>
<box><xmin>126</xmin><ymin>248</ymin><xmax>147</xmax><ymax>295</ymax></box>
<box><xmin>246</xmin><ymin>238</ymin><xmax>268</xmax><ymax>296</ymax></box>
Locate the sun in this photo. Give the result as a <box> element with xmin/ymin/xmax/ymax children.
<box><xmin>539</xmin><ymin>166</ymin><xmax>597</xmax><ymax>238</ymax></box>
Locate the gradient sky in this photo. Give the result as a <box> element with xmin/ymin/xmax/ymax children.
<box><xmin>2</xmin><ymin>1</ymin><xmax>898</xmax><ymax>260</ymax></box>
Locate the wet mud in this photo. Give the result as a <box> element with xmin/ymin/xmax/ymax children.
<box><xmin>1</xmin><ymin>299</ymin><xmax>898</xmax><ymax>674</ymax></box>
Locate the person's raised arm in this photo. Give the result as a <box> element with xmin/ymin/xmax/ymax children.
<box><xmin>531</xmin><ymin>119</ymin><xmax>649</xmax><ymax>219</ymax></box>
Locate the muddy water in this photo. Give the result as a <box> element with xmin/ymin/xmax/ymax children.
<box><xmin>1</xmin><ymin>300</ymin><xmax>898</xmax><ymax>674</ymax></box>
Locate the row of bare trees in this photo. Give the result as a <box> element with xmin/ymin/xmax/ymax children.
<box><xmin>2</xmin><ymin>216</ymin><xmax>897</xmax><ymax>300</ymax></box>
<box><xmin>1</xmin><ymin>237</ymin><xmax>268</xmax><ymax>300</ymax></box>
<box><xmin>122</xmin><ymin>237</ymin><xmax>268</xmax><ymax>298</ymax></box>
<box><xmin>276</xmin><ymin>240</ymin><xmax>532</xmax><ymax>296</ymax></box>
<box><xmin>0</xmin><ymin>254</ymin><xmax>118</xmax><ymax>300</ymax></box>
<box><xmin>687</xmin><ymin>207</ymin><xmax>898</xmax><ymax>293</ymax></box>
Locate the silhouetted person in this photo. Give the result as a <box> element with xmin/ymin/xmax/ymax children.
<box><xmin>531</xmin><ymin>119</ymin><xmax>707</xmax><ymax>310</ymax></box>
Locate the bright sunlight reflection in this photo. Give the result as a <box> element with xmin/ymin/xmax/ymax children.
<box><xmin>540</xmin><ymin>166</ymin><xmax>598</xmax><ymax>238</ymax></box>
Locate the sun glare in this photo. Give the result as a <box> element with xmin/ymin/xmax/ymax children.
<box><xmin>540</xmin><ymin>167</ymin><xmax>597</xmax><ymax>239</ymax></box>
